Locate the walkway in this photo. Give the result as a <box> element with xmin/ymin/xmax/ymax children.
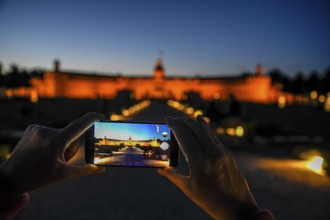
<box><xmin>15</xmin><ymin>101</ymin><xmax>330</xmax><ymax>220</ymax></box>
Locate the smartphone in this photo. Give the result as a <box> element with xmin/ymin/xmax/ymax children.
<box><xmin>85</xmin><ymin>120</ymin><xmax>179</xmax><ymax>168</ymax></box>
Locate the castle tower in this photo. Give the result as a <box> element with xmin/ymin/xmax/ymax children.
<box><xmin>153</xmin><ymin>58</ymin><xmax>165</xmax><ymax>80</ymax></box>
<box><xmin>53</xmin><ymin>59</ymin><xmax>60</xmax><ymax>72</ymax></box>
<box><xmin>256</xmin><ymin>64</ymin><xmax>263</xmax><ymax>76</ymax></box>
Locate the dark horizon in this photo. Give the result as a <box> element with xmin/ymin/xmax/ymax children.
<box><xmin>1</xmin><ymin>59</ymin><xmax>330</xmax><ymax>78</ymax></box>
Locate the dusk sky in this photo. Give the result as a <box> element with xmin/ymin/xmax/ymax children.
<box><xmin>0</xmin><ymin>0</ymin><xmax>329</xmax><ymax>77</ymax></box>
<box><xmin>94</xmin><ymin>122</ymin><xmax>170</xmax><ymax>140</ymax></box>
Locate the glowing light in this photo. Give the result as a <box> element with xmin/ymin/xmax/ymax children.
<box><xmin>216</xmin><ymin>128</ymin><xmax>225</xmax><ymax>134</ymax></box>
<box><xmin>111</xmin><ymin>100</ymin><xmax>151</xmax><ymax>120</ymax></box>
<box><xmin>235</xmin><ymin>126</ymin><xmax>244</xmax><ymax>137</ymax></box>
<box><xmin>0</xmin><ymin>145</ymin><xmax>11</xmax><ymax>160</ymax></box>
<box><xmin>319</xmin><ymin>95</ymin><xmax>325</xmax><ymax>103</ymax></box>
<box><xmin>172</xmin><ymin>101</ymin><xmax>180</xmax><ymax>108</ymax></box>
<box><xmin>324</xmin><ymin>95</ymin><xmax>330</xmax><ymax>112</ymax></box>
<box><xmin>6</xmin><ymin>89</ymin><xmax>13</xmax><ymax>99</ymax></box>
<box><xmin>193</xmin><ymin>109</ymin><xmax>203</xmax><ymax>118</ymax></box>
<box><xmin>305</xmin><ymin>156</ymin><xmax>325</xmax><ymax>176</ymax></box>
<box><xmin>226</xmin><ymin>128</ymin><xmax>236</xmax><ymax>136</ymax></box>
<box><xmin>310</xmin><ymin>91</ymin><xmax>318</xmax><ymax>100</ymax></box>
<box><xmin>185</xmin><ymin>107</ymin><xmax>194</xmax><ymax>115</ymax></box>
<box><xmin>278</xmin><ymin>96</ymin><xmax>286</xmax><ymax>108</ymax></box>
<box><xmin>30</xmin><ymin>90</ymin><xmax>38</xmax><ymax>103</ymax></box>
<box><xmin>122</xmin><ymin>109</ymin><xmax>130</xmax><ymax>117</ymax></box>
<box><xmin>213</xmin><ymin>93</ymin><xmax>220</xmax><ymax>100</ymax></box>
<box><xmin>303</xmin><ymin>96</ymin><xmax>309</xmax><ymax>103</ymax></box>
<box><xmin>128</xmin><ymin>107</ymin><xmax>134</xmax><ymax>114</ymax></box>
<box><xmin>168</xmin><ymin>100</ymin><xmax>207</xmax><ymax>121</ymax></box>
<box><xmin>295</xmin><ymin>95</ymin><xmax>303</xmax><ymax>103</ymax></box>
<box><xmin>178</xmin><ymin>104</ymin><xmax>185</xmax><ymax>111</ymax></box>
<box><xmin>143</xmin><ymin>100</ymin><xmax>151</xmax><ymax>106</ymax></box>
<box><xmin>110</xmin><ymin>114</ymin><xmax>122</xmax><ymax>121</ymax></box>
<box><xmin>203</xmin><ymin>117</ymin><xmax>210</xmax><ymax>123</ymax></box>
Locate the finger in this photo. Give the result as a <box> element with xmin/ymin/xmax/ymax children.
<box><xmin>65</xmin><ymin>164</ymin><xmax>105</xmax><ymax>178</ymax></box>
<box><xmin>12</xmin><ymin>125</ymin><xmax>38</xmax><ymax>153</ymax></box>
<box><xmin>166</xmin><ymin>117</ymin><xmax>203</xmax><ymax>160</ymax></box>
<box><xmin>158</xmin><ymin>168</ymin><xmax>190</xmax><ymax>194</ymax></box>
<box><xmin>195</xmin><ymin>115</ymin><xmax>229</xmax><ymax>154</ymax></box>
<box><xmin>180</xmin><ymin>116</ymin><xmax>218</xmax><ymax>154</ymax></box>
<box><xmin>60</xmin><ymin>112</ymin><xmax>104</xmax><ymax>151</ymax></box>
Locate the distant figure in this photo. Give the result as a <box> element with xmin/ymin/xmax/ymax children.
<box><xmin>228</xmin><ymin>94</ymin><xmax>242</xmax><ymax>117</ymax></box>
<box><xmin>205</xmin><ymin>101</ymin><xmax>222</xmax><ymax>124</ymax></box>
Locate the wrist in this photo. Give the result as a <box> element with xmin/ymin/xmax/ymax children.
<box><xmin>235</xmin><ymin>205</ymin><xmax>261</xmax><ymax>220</ymax></box>
<box><xmin>0</xmin><ymin>162</ymin><xmax>21</xmax><ymax>193</ymax></box>
<box><xmin>0</xmin><ymin>182</ymin><xmax>30</xmax><ymax>220</ymax></box>
<box><xmin>227</xmin><ymin>204</ymin><xmax>260</xmax><ymax>220</ymax></box>
<box><xmin>207</xmin><ymin>197</ymin><xmax>260</xmax><ymax>220</ymax></box>
<box><xmin>242</xmin><ymin>210</ymin><xmax>275</xmax><ymax>220</ymax></box>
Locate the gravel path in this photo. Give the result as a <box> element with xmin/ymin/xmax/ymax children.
<box><xmin>236</xmin><ymin>153</ymin><xmax>330</xmax><ymax>220</ymax></box>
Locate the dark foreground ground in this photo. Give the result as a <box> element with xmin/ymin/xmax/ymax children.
<box><xmin>3</xmin><ymin>101</ymin><xmax>330</xmax><ymax>220</ymax></box>
<box><xmin>14</xmin><ymin>152</ymin><xmax>330</xmax><ymax>220</ymax></box>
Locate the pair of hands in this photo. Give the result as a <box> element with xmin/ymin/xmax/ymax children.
<box><xmin>0</xmin><ymin>113</ymin><xmax>259</xmax><ymax>219</ymax></box>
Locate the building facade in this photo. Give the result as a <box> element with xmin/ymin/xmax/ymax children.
<box><xmin>7</xmin><ymin>59</ymin><xmax>292</xmax><ymax>103</ymax></box>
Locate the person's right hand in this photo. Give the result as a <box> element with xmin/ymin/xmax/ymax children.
<box><xmin>158</xmin><ymin>116</ymin><xmax>260</xmax><ymax>220</ymax></box>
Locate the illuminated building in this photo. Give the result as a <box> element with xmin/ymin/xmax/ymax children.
<box><xmin>97</xmin><ymin>136</ymin><xmax>160</xmax><ymax>148</ymax></box>
<box><xmin>6</xmin><ymin>58</ymin><xmax>292</xmax><ymax>103</ymax></box>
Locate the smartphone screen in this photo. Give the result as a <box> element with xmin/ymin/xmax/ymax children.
<box><xmin>85</xmin><ymin>121</ymin><xmax>179</xmax><ymax>168</ymax></box>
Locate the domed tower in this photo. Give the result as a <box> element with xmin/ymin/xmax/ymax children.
<box><xmin>256</xmin><ymin>64</ymin><xmax>263</xmax><ymax>76</ymax></box>
<box><xmin>53</xmin><ymin>59</ymin><xmax>61</xmax><ymax>72</ymax></box>
<box><xmin>153</xmin><ymin>58</ymin><xmax>165</xmax><ymax>80</ymax></box>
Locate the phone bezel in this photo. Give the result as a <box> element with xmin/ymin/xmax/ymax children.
<box><xmin>85</xmin><ymin>120</ymin><xmax>179</xmax><ymax>168</ymax></box>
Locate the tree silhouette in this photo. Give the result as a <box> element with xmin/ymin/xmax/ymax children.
<box><xmin>268</xmin><ymin>69</ymin><xmax>291</xmax><ymax>92</ymax></box>
<box><xmin>306</xmin><ymin>71</ymin><xmax>320</xmax><ymax>92</ymax></box>
<box><xmin>321</xmin><ymin>67</ymin><xmax>330</xmax><ymax>94</ymax></box>
<box><xmin>291</xmin><ymin>72</ymin><xmax>305</xmax><ymax>94</ymax></box>
<box><xmin>0</xmin><ymin>62</ymin><xmax>3</xmax><ymax>87</ymax></box>
<box><xmin>3</xmin><ymin>64</ymin><xmax>31</xmax><ymax>88</ymax></box>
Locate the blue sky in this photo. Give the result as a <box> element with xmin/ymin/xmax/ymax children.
<box><xmin>0</xmin><ymin>0</ymin><xmax>329</xmax><ymax>76</ymax></box>
<box><xmin>94</xmin><ymin>122</ymin><xmax>170</xmax><ymax>140</ymax></box>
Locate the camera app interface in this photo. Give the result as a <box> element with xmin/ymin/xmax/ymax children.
<box><xmin>93</xmin><ymin>122</ymin><xmax>171</xmax><ymax>167</ymax></box>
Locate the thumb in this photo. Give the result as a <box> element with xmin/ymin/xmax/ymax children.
<box><xmin>66</xmin><ymin>164</ymin><xmax>106</xmax><ymax>178</ymax></box>
<box><xmin>158</xmin><ymin>168</ymin><xmax>190</xmax><ymax>192</ymax></box>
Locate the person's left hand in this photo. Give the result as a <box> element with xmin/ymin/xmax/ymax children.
<box><xmin>0</xmin><ymin>112</ymin><xmax>105</xmax><ymax>192</ymax></box>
